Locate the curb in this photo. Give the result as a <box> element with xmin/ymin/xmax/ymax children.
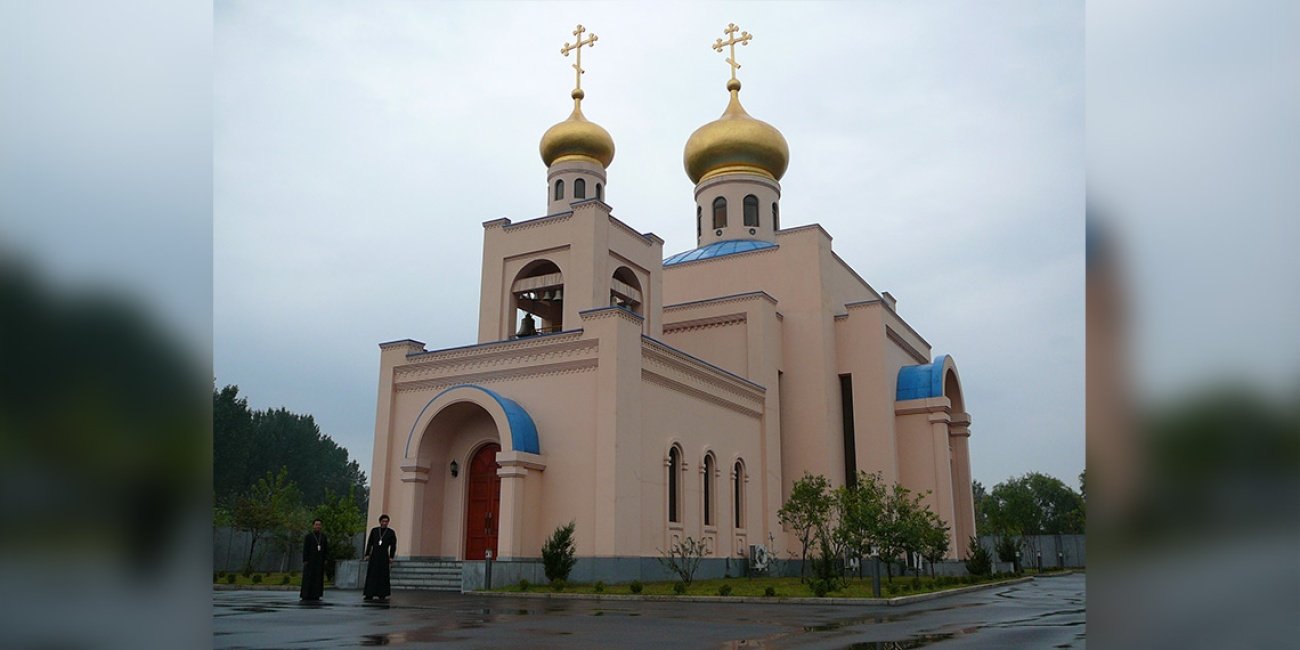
<box><xmin>470</xmin><ymin>576</ymin><xmax>1034</xmax><ymax>606</ymax></box>
<box><xmin>213</xmin><ymin>584</ymin><xmax>339</xmax><ymax>592</ymax></box>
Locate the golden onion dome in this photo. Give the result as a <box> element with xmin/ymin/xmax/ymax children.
<box><xmin>683</xmin><ymin>79</ymin><xmax>789</xmax><ymax>185</ymax></box>
<box><xmin>539</xmin><ymin>89</ymin><xmax>615</xmax><ymax>168</ymax></box>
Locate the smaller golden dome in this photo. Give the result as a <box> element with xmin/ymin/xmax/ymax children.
<box><xmin>540</xmin><ymin>90</ymin><xmax>615</xmax><ymax>168</ymax></box>
<box><xmin>683</xmin><ymin>80</ymin><xmax>789</xmax><ymax>185</ymax></box>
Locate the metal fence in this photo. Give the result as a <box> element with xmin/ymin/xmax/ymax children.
<box><xmin>213</xmin><ymin>526</ymin><xmax>365</xmax><ymax>573</ymax></box>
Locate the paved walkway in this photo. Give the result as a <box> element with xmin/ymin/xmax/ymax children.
<box><xmin>213</xmin><ymin>573</ymin><xmax>1084</xmax><ymax>648</ymax></box>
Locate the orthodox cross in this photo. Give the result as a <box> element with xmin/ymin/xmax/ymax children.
<box><xmin>712</xmin><ymin>23</ymin><xmax>753</xmax><ymax>81</ymax></box>
<box><xmin>560</xmin><ymin>24</ymin><xmax>599</xmax><ymax>94</ymax></box>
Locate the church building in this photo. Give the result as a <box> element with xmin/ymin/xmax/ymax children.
<box><xmin>367</xmin><ymin>24</ymin><xmax>975</xmax><ymax>581</ymax></box>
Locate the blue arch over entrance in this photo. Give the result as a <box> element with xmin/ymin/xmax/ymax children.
<box><xmin>404</xmin><ymin>384</ymin><xmax>540</xmax><ymax>456</ymax></box>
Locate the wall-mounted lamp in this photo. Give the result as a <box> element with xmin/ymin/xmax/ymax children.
<box><xmin>450</xmin><ymin>460</ymin><xmax>459</xmax><ymax>477</ymax></box>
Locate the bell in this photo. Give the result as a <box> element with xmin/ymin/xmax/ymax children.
<box><xmin>553</xmin><ymin>288</ymin><xmax>563</xmax><ymax>300</ymax></box>
<box><xmin>541</xmin><ymin>290</ymin><xmax>554</xmax><ymax>301</ymax></box>
<box><xmin>516</xmin><ymin>313</ymin><xmax>537</xmax><ymax>337</ymax></box>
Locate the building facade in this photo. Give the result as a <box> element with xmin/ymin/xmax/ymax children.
<box><xmin>367</xmin><ymin>26</ymin><xmax>975</xmax><ymax>578</ymax></box>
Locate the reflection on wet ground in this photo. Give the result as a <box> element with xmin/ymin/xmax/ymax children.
<box><xmin>214</xmin><ymin>573</ymin><xmax>1085</xmax><ymax>649</ymax></box>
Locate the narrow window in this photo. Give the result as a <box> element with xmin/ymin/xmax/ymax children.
<box><xmin>712</xmin><ymin>197</ymin><xmax>727</xmax><ymax>229</ymax></box>
<box><xmin>839</xmin><ymin>374</ymin><xmax>858</xmax><ymax>487</ymax></box>
<box><xmin>574</xmin><ymin>178</ymin><xmax>586</xmax><ymax>199</ymax></box>
<box><xmin>668</xmin><ymin>446</ymin><xmax>681</xmax><ymax>523</ymax></box>
<box><xmin>703</xmin><ymin>454</ymin><xmax>715</xmax><ymax>526</ymax></box>
<box><xmin>595</xmin><ymin>182</ymin><xmax>603</xmax><ymax>200</ymax></box>
<box><xmin>554</xmin><ymin>180</ymin><xmax>564</xmax><ymax>200</ymax></box>
<box><xmin>696</xmin><ymin>205</ymin><xmax>702</xmax><ymax>238</ymax></box>
<box><xmin>733</xmin><ymin>461</ymin><xmax>744</xmax><ymax>528</ymax></box>
<box><xmin>772</xmin><ymin>202</ymin><xmax>780</xmax><ymax>230</ymax></box>
<box><xmin>743</xmin><ymin>194</ymin><xmax>759</xmax><ymax>227</ymax></box>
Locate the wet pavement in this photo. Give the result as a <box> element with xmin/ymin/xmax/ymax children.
<box><xmin>213</xmin><ymin>573</ymin><xmax>1084</xmax><ymax>648</ymax></box>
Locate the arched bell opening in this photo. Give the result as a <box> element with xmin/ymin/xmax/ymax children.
<box><xmin>610</xmin><ymin>265</ymin><xmax>643</xmax><ymax>314</ymax></box>
<box><xmin>511</xmin><ymin>259</ymin><xmax>564</xmax><ymax>337</ymax></box>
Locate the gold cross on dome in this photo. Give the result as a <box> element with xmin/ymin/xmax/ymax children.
<box><xmin>560</xmin><ymin>24</ymin><xmax>599</xmax><ymax>93</ymax></box>
<box><xmin>712</xmin><ymin>23</ymin><xmax>753</xmax><ymax>81</ymax></box>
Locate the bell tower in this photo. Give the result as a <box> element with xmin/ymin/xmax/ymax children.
<box><xmin>476</xmin><ymin>25</ymin><xmax>663</xmax><ymax>343</ymax></box>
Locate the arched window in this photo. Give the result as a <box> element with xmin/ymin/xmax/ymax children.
<box><xmin>772</xmin><ymin>202</ymin><xmax>780</xmax><ymax>230</ymax></box>
<box><xmin>712</xmin><ymin>197</ymin><xmax>727</xmax><ymax>229</ymax></box>
<box><xmin>743</xmin><ymin>194</ymin><xmax>759</xmax><ymax>227</ymax></box>
<box><xmin>696</xmin><ymin>205</ymin><xmax>702</xmax><ymax>238</ymax></box>
<box><xmin>574</xmin><ymin>178</ymin><xmax>587</xmax><ymax>199</ymax></box>
<box><xmin>554</xmin><ymin>179</ymin><xmax>564</xmax><ymax>201</ymax></box>
<box><xmin>703</xmin><ymin>453</ymin><xmax>716</xmax><ymax>527</ymax></box>
<box><xmin>733</xmin><ymin>460</ymin><xmax>745</xmax><ymax>528</ymax></box>
<box><xmin>668</xmin><ymin>446</ymin><xmax>682</xmax><ymax>523</ymax></box>
<box><xmin>595</xmin><ymin>183</ymin><xmax>603</xmax><ymax>200</ymax></box>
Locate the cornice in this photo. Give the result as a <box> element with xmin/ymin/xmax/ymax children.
<box><xmin>608</xmin><ymin>214</ymin><xmax>660</xmax><ymax>247</ymax></box>
<box><xmin>886</xmin><ymin>326</ymin><xmax>929</xmax><ymax>365</ymax></box>
<box><xmin>379</xmin><ymin>338</ymin><xmax>426</xmax><ymax>352</ymax></box>
<box><xmin>396</xmin><ymin>337</ymin><xmax>597</xmax><ymax>383</ymax></box>
<box><xmin>395</xmin><ymin>358</ymin><xmax>598</xmax><ymax>394</ymax></box>
<box><xmin>579</xmin><ymin>306</ymin><xmax>645</xmax><ymax>325</ymax></box>
<box><xmin>641</xmin><ymin>370</ymin><xmax>762</xmax><ymax>419</ymax></box>
<box><xmin>641</xmin><ymin>338</ymin><xmax>765</xmax><ymax>398</ymax></box>
<box><xmin>403</xmin><ymin>331</ymin><xmax>584</xmax><ymax>363</ymax></box>
<box><xmin>663</xmin><ymin>291</ymin><xmax>778</xmax><ymax>312</ymax></box>
<box><xmin>662</xmin><ymin>312</ymin><xmax>746</xmax><ymax>335</ymax></box>
<box><xmin>501</xmin><ymin>213</ymin><xmax>574</xmax><ymax>233</ymax></box>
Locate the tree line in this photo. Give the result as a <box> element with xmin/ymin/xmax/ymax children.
<box><xmin>973</xmin><ymin>470</ymin><xmax>1086</xmax><ymax>571</ymax></box>
<box><xmin>778</xmin><ymin>471</ymin><xmax>951</xmax><ymax>594</ymax></box>
<box><xmin>213</xmin><ymin>384</ymin><xmax>369</xmax><ymax>573</ymax></box>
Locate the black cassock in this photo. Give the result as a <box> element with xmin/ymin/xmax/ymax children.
<box><xmin>363</xmin><ymin>526</ymin><xmax>397</xmax><ymax>598</ymax></box>
<box><xmin>300</xmin><ymin>531</ymin><xmax>329</xmax><ymax>600</ymax></box>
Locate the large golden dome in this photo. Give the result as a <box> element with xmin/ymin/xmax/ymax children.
<box><xmin>683</xmin><ymin>79</ymin><xmax>789</xmax><ymax>184</ymax></box>
<box><xmin>540</xmin><ymin>90</ymin><xmax>615</xmax><ymax>168</ymax></box>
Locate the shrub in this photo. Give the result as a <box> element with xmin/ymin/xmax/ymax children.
<box><xmin>541</xmin><ymin>521</ymin><xmax>578</xmax><ymax>583</ymax></box>
<box><xmin>593</xmin><ymin>581</ymin><xmax>605</xmax><ymax>593</ymax></box>
<box><xmin>718</xmin><ymin>584</ymin><xmax>733</xmax><ymax>597</ymax></box>
<box><xmin>764</xmin><ymin>586</ymin><xmax>776</xmax><ymax>597</ymax></box>
<box><xmin>629</xmin><ymin>580</ymin><xmax>643</xmax><ymax>594</ymax></box>
<box><xmin>251</xmin><ymin>573</ymin><xmax>263</xmax><ymax>584</ymax></box>
<box><xmin>657</xmin><ymin>537</ymin><xmax>708</xmax><ymax>586</ymax></box>
<box><xmin>225</xmin><ymin>574</ymin><xmax>236</xmax><ymax>584</ymax></box>
<box><xmin>290</xmin><ymin>570</ymin><xmax>299</xmax><ymax>578</ymax></box>
<box><xmin>242</xmin><ymin>568</ymin><xmax>253</xmax><ymax>578</ymax></box>
<box><xmin>518</xmin><ymin>579</ymin><xmax>530</xmax><ymax>592</ymax></box>
<box><xmin>549</xmin><ymin>579</ymin><xmax>566</xmax><ymax>592</ymax></box>
<box><xmin>280</xmin><ymin>574</ymin><xmax>291</xmax><ymax>585</ymax></box>
<box><xmin>673</xmin><ymin>581</ymin><xmax>686</xmax><ymax>595</ymax></box>
<box><xmin>812</xmin><ymin>581</ymin><xmax>829</xmax><ymax>597</ymax></box>
<box><xmin>963</xmin><ymin>537</ymin><xmax>992</xmax><ymax>576</ymax></box>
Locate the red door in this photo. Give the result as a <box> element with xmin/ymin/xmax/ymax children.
<box><xmin>464</xmin><ymin>443</ymin><xmax>501</xmax><ymax>560</ymax></box>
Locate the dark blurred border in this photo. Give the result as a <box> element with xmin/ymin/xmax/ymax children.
<box><xmin>0</xmin><ymin>1</ymin><xmax>213</xmax><ymax>648</ymax></box>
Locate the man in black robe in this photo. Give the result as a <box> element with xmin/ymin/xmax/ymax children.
<box><xmin>299</xmin><ymin>518</ymin><xmax>328</xmax><ymax>601</ymax></box>
<box><xmin>362</xmin><ymin>514</ymin><xmax>396</xmax><ymax>601</ymax></box>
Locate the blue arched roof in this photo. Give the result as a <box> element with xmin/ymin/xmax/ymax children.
<box><xmin>896</xmin><ymin>354</ymin><xmax>951</xmax><ymax>401</ymax></box>
<box><xmin>406</xmin><ymin>384</ymin><xmax>540</xmax><ymax>455</ymax></box>
<box><xmin>663</xmin><ymin>239</ymin><xmax>778</xmax><ymax>266</ymax></box>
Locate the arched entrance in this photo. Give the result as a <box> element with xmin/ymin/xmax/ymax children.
<box><xmin>464</xmin><ymin>442</ymin><xmax>502</xmax><ymax>560</ymax></box>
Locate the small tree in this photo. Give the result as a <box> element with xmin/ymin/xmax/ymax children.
<box><xmin>657</xmin><ymin>536</ymin><xmax>707</xmax><ymax>586</ymax></box>
<box><xmin>541</xmin><ymin>521</ymin><xmax>578</xmax><ymax>583</ymax></box>
<box><xmin>232</xmin><ymin>467</ymin><xmax>302</xmax><ymax>573</ymax></box>
<box><xmin>315</xmin><ymin>486</ymin><xmax>367</xmax><ymax>580</ymax></box>
<box><xmin>918</xmin><ymin>511</ymin><xmax>951</xmax><ymax>579</ymax></box>
<box><xmin>994</xmin><ymin>533</ymin><xmax>1021</xmax><ymax>573</ymax></box>
<box><xmin>778</xmin><ymin>473</ymin><xmax>833</xmax><ymax>581</ymax></box>
<box><xmin>838</xmin><ymin>471</ymin><xmax>888</xmax><ymax>573</ymax></box>
<box><xmin>964</xmin><ymin>536</ymin><xmax>992</xmax><ymax>576</ymax></box>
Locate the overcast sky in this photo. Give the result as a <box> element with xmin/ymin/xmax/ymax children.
<box><xmin>214</xmin><ymin>1</ymin><xmax>1084</xmax><ymax>490</ymax></box>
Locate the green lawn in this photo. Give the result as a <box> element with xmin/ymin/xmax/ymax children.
<box><xmin>213</xmin><ymin>571</ymin><xmax>334</xmax><ymax>587</ymax></box>
<box><xmin>491</xmin><ymin>572</ymin><xmax>1038</xmax><ymax>598</ymax></box>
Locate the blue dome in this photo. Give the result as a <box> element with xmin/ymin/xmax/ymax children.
<box><xmin>663</xmin><ymin>239</ymin><xmax>778</xmax><ymax>266</ymax></box>
<box><xmin>896</xmin><ymin>355</ymin><xmax>951</xmax><ymax>401</ymax></box>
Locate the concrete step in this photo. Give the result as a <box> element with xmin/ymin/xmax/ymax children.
<box><xmin>388</xmin><ymin>560</ymin><xmax>463</xmax><ymax>592</ymax></box>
